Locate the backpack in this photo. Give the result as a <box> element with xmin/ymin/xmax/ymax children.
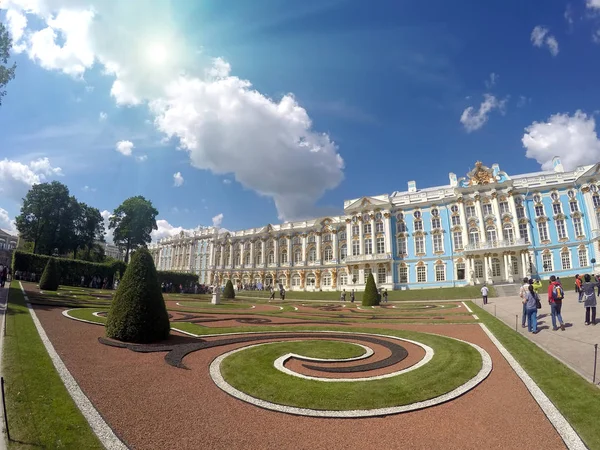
<box><xmin>552</xmin><ymin>284</ymin><xmax>564</xmax><ymax>301</ymax></box>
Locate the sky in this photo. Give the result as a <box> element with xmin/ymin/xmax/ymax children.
<box><xmin>2</xmin><ymin>0</ymin><xmax>600</xmax><ymax>243</ymax></box>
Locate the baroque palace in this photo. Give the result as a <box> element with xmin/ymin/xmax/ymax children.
<box><xmin>149</xmin><ymin>158</ymin><xmax>600</xmax><ymax>291</ymax></box>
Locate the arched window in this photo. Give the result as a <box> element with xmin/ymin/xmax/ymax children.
<box><xmin>307</xmin><ymin>273</ymin><xmax>316</xmax><ymax>286</ymax></box>
<box><xmin>397</xmin><ymin>221</ymin><xmax>407</xmax><ymax>233</ymax></box>
<box><xmin>491</xmin><ymin>258</ymin><xmax>501</xmax><ymax>277</ymax></box>
<box><xmin>268</xmin><ymin>251</ymin><xmax>275</xmax><ymax>264</ymax></box>
<box><xmin>469</xmin><ymin>228</ymin><xmax>480</xmax><ymax>245</ymax></box>
<box><xmin>281</xmin><ymin>249</ymin><xmax>288</xmax><ymax>263</ymax></box>
<box><xmin>578</xmin><ymin>248</ymin><xmax>588</xmax><ymax>267</ymax></box>
<box><xmin>308</xmin><ymin>235</ymin><xmax>316</xmax><ymax>243</ymax></box>
<box><xmin>561</xmin><ymin>249</ymin><xmax>571</xmax><ymax>270</ymax></box>
<box><xmin>255</xmin><ymin>251</ymin><xmax>262</xmax><ymax>265</ymax></box>
<box><xmin>435</xmin><ymin>263</ymin><xmax>445</xmax><ymax>282</ymax></box>
<box><xmin>244</xmin><ymin>253</ymin><xmax>250</xmax><ymax>265</ymax></box>
<box><xmin>377</xmin><ymin>266</ymin><xmax>386</xmax><ymax>283</ymax></box>
<box><xmin>294</xmin><ymin>250</ymin><xmax>302</xmax><ymax>263</ymax></box>
<box><xmin>322</xmin><ymin>272</ymin><xmax>331</xmax><ymax>286</ymax></box>
<box><xmin>542</xmin><ymin>252</ymin><xmax>553</xmax><ymax>272</ymax></box>
<box><xmin>235</xmin><ymin>253</ymin><xmax>241</xmax><ymax>266</ymax></box>
<box><xmin>308</xmin><ymin>247</ymin><xmax>316</xmax><ymax>262</ymax></box>
<box><xmin>323</xmin><ymin>233</ymin><xmax>332</xmax><ymax>242</ymax></box>
<box><xmin>339</xmin><ymin>231</ymin><xmax>346</xmax><ymax>240</ymax></box>
<box><xmin>324</xmin><ymin>246</ymin><xmax>333</xmax><ymax>261</ymax></box>
<box><xmin>340</xmin><ymin>244</ymin><xmax>347</xmax><ymax>261</ymax></box>
<box><xmin>474</xmin><ymin>260</ymin><xmax>484</xmax><ymax>278</ymax></box>
<box><xmin>486</xmin><ymin>226</ymin><xmax>497</xmax><ymax>243</ymax></box>
<box><xmin>502</xmin><ymin>224</ymin><xmax>514</xmax><ymax>244</ymax></box>
<box><xmin>292</xmin><ymin>274</ymin><xmax>301</xmax><ymax>287</ymax></box>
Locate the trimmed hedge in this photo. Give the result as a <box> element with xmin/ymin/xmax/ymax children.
<box><xmin>223</xmin><ymin>279</ymin><xmax>235</xmax><ymax>299</ymax></box>
<box><xmin>106</xmin><ymin>247</ymin><xmax>170</xmax><ymax>343</ymax></box>
<box><xmin>39</xmin><ymin>258</ymin><xmax>60</xmax><ymax>291</ymax></box>
<box><xmin>12</xmin><ymin>250</ymin><xmax>126</xmax><ymax>287</ymax></box>
<box><xmin>156</xmin><ymin>271</ymin><xmax>198</xmax><ymax>286</ymax></box>
<box><xmin>362</xmin><ymin>273</ymin><xmax>380</xmax><ymax>306</ymax></box>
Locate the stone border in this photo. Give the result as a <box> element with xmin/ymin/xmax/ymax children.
<box><xmin>209</xmin><ymin>330</ymin><xmax>491</xmax><ymax>418</ymax></box>
<box><xmin>62</xmin><ymin>309</ymin><xmax>104</xmax><ymax>326</ymax></box>
<box><xmin>273</xmin><ymin>336</ymin><xmax>433</xmax><ymax>382</ymax></box>
<box><xmin>478</xmin><ymin>323</ymin><xmax>587</xmax><ymax>450</ymax></box>
<box><xmin>20</xmin><ymin>284</ymin><xmax>128</xmax><ymax>450</ymax></box>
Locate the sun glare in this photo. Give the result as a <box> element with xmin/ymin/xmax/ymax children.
<box><xmin>147</xmin><ymin>43</ymin><xmax>168</xmax><ymax>65</ymax></box>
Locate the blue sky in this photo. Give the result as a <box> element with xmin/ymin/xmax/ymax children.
<box><xmin>2</xmin><ymin>0</ymin><xmax>600</xmax><ymax>241</ymax></box>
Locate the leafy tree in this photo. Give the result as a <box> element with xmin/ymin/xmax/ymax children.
<box><xmin>109</xmin><ymin>196</ymin><xmax>158</xmax><ymax>263</ymax></box>
<box><xmin>223</xmin><ymin>279</ymin><xmax>235</xmax><ymax>299</ymax></box>
<box><xmin>71</xmin><ymin>200</ymin><xmax>105</xmax><ymax>259</ymax></box>
<box><xmin>15</xmin><ymin>182</ymin><xmax>73</xmax><ymax>255</ymax></box>
<box><xmin>361</xmin><ymin>273</ymin><xmax>380</xmax><ymax>306</ymax></box>
<box><xmin>105</xmin><ymin>247</ymin><xmax>170</xmax><ymax>343</ymax></box>
<box><xmin>0</xmin><ymin>21</ymin><xmax>16</xmax><ymax>106</ymax></box>
<box><xmin>39</xmin><ymin>257</ymin><xmax>60</xmax><ymax>291</ymax></box>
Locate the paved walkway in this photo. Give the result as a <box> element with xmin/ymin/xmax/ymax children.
<box><xmin>474</xmin><ymin>290</ymin><xmax>600</xmax><ymax>386</ymax></box>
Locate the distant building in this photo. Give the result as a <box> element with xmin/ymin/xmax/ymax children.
<box><xmin>100</xmin><ymin>242</ymin><xmax>124</xmax><ymax>261</ymax></box>
<box><xmin>0</xmin><ymin>229</ymin><xmax>18</xmax><ymax>266</ymax></box>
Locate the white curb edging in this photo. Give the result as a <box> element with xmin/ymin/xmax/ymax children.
<box><xmin>461</xmin><ymin>301</ymin><xmax>473</xmax><ymax>313</ymax></box>
<box><xmin>478</xmin><ymin>323</ymin><xmax>587</xmax><ymax>450</ymax></box>
<box><xmin>61</xmin><ymin>309</ymin><xmax>104</xmax><ymax>326</ymax></box>
<box><xmin>20</xmin><ymin>283</ymin><xmax>128</xmax><ymax>450</ymax></box>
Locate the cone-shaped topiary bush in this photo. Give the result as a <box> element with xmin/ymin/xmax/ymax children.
<box><xmin>39</xmin><ymin>257</ymin><xmax>60</xmax><ymax>291</ymax></box>
<box><xmin>106</xmin><ymin>247</ymin><xmax>170</xmax><ymax>343</ymax></box>
<box><xmin>223</xmin><ymin>279</ymin><xmax>235</xmax><ymax>299</ymax></box>
<box><xmin>362</xmin><ymin>272</ymin><xmax>380</xmax><ymax>306</ymax></box>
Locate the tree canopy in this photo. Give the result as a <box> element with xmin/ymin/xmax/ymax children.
<box><xmin>0</xmin><ymin>21</ymin><xmax>16</xmax><ymax>106</ymax></box>
<box><xmin>109</xmin><ymin>196</ymin><xmax>158</xmax><ymax>263</ymax></box>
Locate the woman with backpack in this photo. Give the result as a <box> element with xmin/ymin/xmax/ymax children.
<box><xmin>581</xmin><ymin>274</ymin><xmax>598</xmax><ymax>326</ymax></box>
<box><xmin>547</xmin><ymin>275</ymin><xmax>565</xmax><ymax>331</ymax></box>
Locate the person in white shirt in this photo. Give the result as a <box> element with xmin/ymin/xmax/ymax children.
<box><xmin>481</xmin><ymin>284</ymin><xmax>489</xmax><ymax>305</ymax></box>
<box><xmin>519</xmin><ymin>277</ymin><xmax>530</xmax><ymax>328</ymax></box>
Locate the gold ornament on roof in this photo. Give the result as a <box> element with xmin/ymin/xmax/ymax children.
<box><xmin>467</xmin><ymin>161</ymin><xmax>496</xmax><ymax>186</ymax></box>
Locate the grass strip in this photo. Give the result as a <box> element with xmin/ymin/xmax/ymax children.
<box><xmin>469</xmin><ymin>301</ymin><xmax>600</xmax><ymax>449</ymax></box>
<box><xmin>3</xmin><ymin>282</ymin><xmax>103</xmax><ymax>449</ymax></box>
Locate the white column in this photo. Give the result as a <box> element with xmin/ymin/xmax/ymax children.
<box><xmin>332</xmin><ymin>231</ymin><xmax>338</xmax><ymax>263</ymax></box>
<box><xmin>316</xmin><ymin>233</ymin><xmax>322</xmax><ymax>263</ymax></box>
<box><xmin>483</xmin><ymin>255</ymin><xmax>489</xmax><ymax>282</ymax></box>
<box><xmin>458</xmin><ymin>200</ymin><xmax>469</xmax><ymax>247</ymax></box>
<box><xmin>346</xmin><ymin>220</ymin><xmax>352</xmax><ymax>244</ymax></box>
<box><xmin>359</xmin><ymin>219</ymin><xmax>364</xmax><ymax>254</ymax></box>
<box><xmin>274</xmin><ymin>238</ymin><xmax>279</xmax><ymax>265</ymax></box>
<box><xmin>583</xmin><ymin>190</ymin><xmax>598</xmax><ymax>229</ymax></box>
<box><xmin>475</xmin><ymin>195</ymin><xmax>486</xmax><ymax>243</ymax></box>
<box><xmin>508</xmin><ymin>193</ymin><xmax>520</xmax><ymax>235</ymax></box>
<box><xmin>371</xmin><ymin>216</ymin><xmax>376</xmax><ymax>255</ymax></box>
<box><xmin>261</xmin><ymin>239</ymin><xmax>266</xmax><ymax>267</ymax></box>
<box><xmin>287</xmin><ymin>237</ymin><xmax>292</xmax><ymax>264</ymax></box>
<box><xmin>228</xmin><ymin>242</ymin><xmax>233</xmax><ymax>267</ymax></box>
<box><xmin>384</xmin><ymin>213</ymin><xmax>392</xmax><ymax>253</ymax></box>
<box><xmin>301</xmin><ymin>235</ymin><xmax>307</xmax><ymax>264</ymax></box>
<box><xmin>503</xmin><ymin>254</ymin><xmax>509</xmax><ymax>282</ymax></box>
<box><xmin>467</xmin><ymin>257</ymin><xmax>474</xmax><ymax>285</ymax></box>
<box><xmin>219</xmin><ymin>244</ymin><xmax>224</xmax><ymax>268</ymax></box>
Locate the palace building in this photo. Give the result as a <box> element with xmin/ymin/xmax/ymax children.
<box><xmin>149</xmin><ymin>158</ymin><xmax>600</xmax><ymax>291</ymax></box>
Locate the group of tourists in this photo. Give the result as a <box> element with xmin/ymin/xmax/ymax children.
<box><xmin>268</xmin><ymin>286</ymin><xmax>286</xmax><ymax>300</ymax></box>
<box><xmin>516</xmin><ymin>275</ymin><xmax>597</xmax><ymax>334</ymax></box>
<box><xmin>338</xmin><ymin>288</ymin><xmax>388</xmax><ymax>303</ymax></box>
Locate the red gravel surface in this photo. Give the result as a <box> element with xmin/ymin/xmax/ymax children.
<box><xmin>33</xmin><ymin>305</ymin><xmax>566</xmax><ymax>450</ymax></box>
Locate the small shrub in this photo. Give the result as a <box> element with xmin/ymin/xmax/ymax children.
<box><xmin>105</xmin><ymin>247</ymin><xmax>170</xmax><ymax>343</ymax></box>
<box><xmin>39</xmin><ymin>257</ymin><xmax>60</xmax><ymax>291</ymax></box>
<box><xmin>362</xmin><ymin>273</ymin><xmax>379</xmax><ymax>306</ymax></box>
<box><xmin>223</xmin><ymin>280</ymin><xmax>235</xmax><ymax>299</ymax></box>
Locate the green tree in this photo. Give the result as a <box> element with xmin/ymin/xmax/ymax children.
<box><xmin>223</xmin><ymin>279</ymin><xmax>235</xmax><ymax>299</ymax></box>
<box><xmin>39</xmin><ymin>257</ymin><xmax>60</xmax><ymax>291</ymax></box>
<box><xmin>71</xmin><ymin>200</ymin><xmax>105</xmax><ymax>259</ymax></box>
<box><xmin>109</xmin><ymin>196</ymin><xmax>158</xmax><ymax>263</ymax></box>
<box><xmin>361</xmin><ymin>273</ymin><xmax>380</xmax><ymax>306</ymax></box>
<box><xmin>15</xmin><ymin>182</ymin><xmax>73</xmax><ymax>255</ymax></box>
<box><xmin>105</xmin><ymin>247</ymin><xmax>170</xmax><ymax>343</ymax></box>
<box><xmin>0</xmin><ymin>21</ymin><xmax>16</xmax><ymax>106</ymax></box>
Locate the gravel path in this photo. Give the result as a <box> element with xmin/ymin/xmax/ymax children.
<box><xmin>33</xmin><ymin>305</ymin><xmax>566</xmax><ymax>450</ymax></box>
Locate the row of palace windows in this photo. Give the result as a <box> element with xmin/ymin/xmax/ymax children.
<box><xmin>228</xmin><ymin>232</ymin><xmax>350</xmax><ymax>251</ymax></box>
<box><xmin>398</xmin><ymin>263</ymin><xmax>452</xmax><ymax>283</ymax></box>
<box><xmin>541</xmin><ymin>248</ymin><xmax>589</xmax><ymax>272</ymax></box>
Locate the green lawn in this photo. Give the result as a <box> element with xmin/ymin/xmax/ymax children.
<box><xmin>221</xmin><ymin>330</ymin><xmax>481</xmax><ymax>410</ymax></box>
<box><xmin>469</xmin><ymin>301</ymin><xmax>600</xmax><ymax>449</ymax></box>
<box><xmin>3</xmin><ymin>282</ymin><xmax>103</xmax><ymax>449</ymax></box>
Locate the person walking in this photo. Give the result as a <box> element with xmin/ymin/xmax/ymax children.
<box><xmin>581</xmin><ymin>274</ymin><xmax>598</xmax><ymax>326</ymax></box>
<box><xmin>383</xmin><ymin>289</ymin><xmax>388</xmax><ymax>303</ymax></box>
<box><xmin>519</xmin><ymin>277</ymin><xmax>529</xmax><ymax>328</ymax></box>
<box><xmin>547</xmin><ymin>275</ymin><xmax>566</xmax><ymax>331</ymax></box>
<box><xmin>480</xmin><ymin>284</ymin><xmax>489</xmax><ymax>305</ymax></box>
<box><xmin>269</xmin><ymin>286</ymin><xmax>275</xmax><ymax>300</ymax></box>
<box><xmin>350</xmin><ymin>289</ymin><xmax>355</xmax><ymax>303</ymax></box>
<box><xmin>340</xmin><ymin>289</ymin><xmax>346</xmax><ymax>303</ymax></box>
<box><xmin>575</xmin><ymin>274</ymin><xmax>583</xmax><ymax>303</ymax></box>
<box><xmin>524</xmin><ymin>284</ymin><xmax>539</xmax><ymax>334</ymax></box>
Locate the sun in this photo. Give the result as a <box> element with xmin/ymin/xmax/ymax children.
<box><xmin>146</xmin><ymin>43</ymin><xmax>168</xmax><ymax>65</ymax></box>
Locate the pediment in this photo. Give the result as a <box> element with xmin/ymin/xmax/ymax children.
<box><xmin>344</xmin><ymin>196</ymin><xmax>390</xmax><ymax>212</ymax></box>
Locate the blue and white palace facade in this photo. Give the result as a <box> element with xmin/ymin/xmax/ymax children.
<box><xmin>149</xmin><ymin>158</ymin><xmax>600</xmax><ymax>291</ymax></box>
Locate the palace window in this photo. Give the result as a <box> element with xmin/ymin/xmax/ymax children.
<box><xmin>268</xmin><ymin>251</ymin><xmax>275</xmax><ymax>264</ymax></box>
<box><xmin>561</xmin><ymin>250</ymin><xmax>571</xmax><ymax>270</ymax></box>
<box><xmin>281</xmin><ymin>250</ymin><xmax>288</xmax><ymax>264</ymax></box>
<box><xmin>397</xmin><ymin>237</ymin><xmax>407</xmax><ymax>255</ymax></box>
<box><xmin>414</xmin><ymin>220</ymin><xmax>423</xmax><ymax>232</ymax></box>
<box><xmin>323</xmin><ymin>233</ymin><xmax>332</xmax><ymax>242</ymax></box>
<box><xmin>474</xmin><ymin>260</ymin><xmax>484</xmax><ymax>278</ymax></box>
<box><xmin>451</xmin><ymin>205</ymin><xmax>459</xmax><ymax>213</ymax></box>
<box><xmin>469</xmin><ymin>229</ymin><xmax>480</xmax><ymax>245</ymax></box>
<box><xmin>340</xmin><ymin>244</ymin><xmax>347</xmax><ymax>261</ymax></box>
<box><xmin>322</xmin><ymin>273</ymin><xmax>331</xmax><ymax>287</ymax></box>
<box><xmin>292</xmin><ymin>274</ymin><xmax>301</xmax><ymax>287</ymax></box>
<box><xmin>431</xmin><ymin>208</ymin><xmax>439</xmax><ymax>217</ymax></box>
<box><xmin>451</xmin><ymin>215</ymin><xmax>461</xmax><ymax>226</ymax></box>
<box><xmin>579</xmin><ymin>248</ymin><xmax>588</xmax><ymax>267</ymax></box>
<box><xmin>542</xmin><ymin>253</ymin><xmax>553</xmax><ymax>272</ymax></box>
<box><xmin>453</xmin><ymin>231</ymin><xmax>463</xmax><ymax>250</ymax></box>
<box><xmin>397</xmin><ymin>212</ymin><xmax>404</xmax><ymax>220</ymax></box>
<box><xmin>235</xmin><ymin>253</ymin><xmax>241</xmax><ymax>266</ymax></box>
<box><xmin>491</xmin><ymin>258</ymin><xmax>501</xmax><ymax>277</ymax></box>
<box><xmin>433</xmin><ymin>233</ymin><xmax>443</xmax><ymax>253</ymax></box>
<box><xmin>397</xmin><ymin>221</ymin><xmax>407</xmax><ymax>233</ymax></box>
<box><xmin>483</xmin><ymin>203</ymin><xmax>493</xmax><ymax>216</ymax></box>
<box><xmin>340</xmin><ymin>273</ymin><xmax>348</xmax><ymax>286</ymax></box>
<box><xmin>365</xmin><ymin>239</ymin><xmax>373</xmax><ymax>255</ymax></box>
<box><xmin>570</xmin><ymin>201</ymin><xmax>579</xmax><ymax>213</ymax></box>
<box><xmin>307</xmin><ymin>274</ymin><xmax>316</xmax><ymax>287</ymax></box>
<box><xmin>503</xmin><ymin>224</ymin><xmax>514</xmax><ymax>244</ymax></box>
<box><xmin>308</xmin><ymin>248</ymin><xmax>317</xmax><ymax>262</ymax></box>
<box><xmin>538</xmin><ymin>222</ymin><xmax>549</xmax><ymax>242</ymax></box>
<box><xmin>596</xmin><ymin>211</ymin><xmax>600</xmax><ymax>229</ymax></box>
<box><xmin>414</xmin><ymin>236</ymin><xmax>425</xmax><ymax>254</ymax></box>
<box><xmin>553</xmin><ymin>203</ymin><xmax>562</xmax><ymax>215</ymax></box>
<box><xmin>294</xmin><ymin>250</ymin><xmax>302</xmax><ymax>263</ymax></box>
<box><xmin>339</xmin><ymin>231</ymin><xmax>346</xmax><ymax>240</ymax></box>
<box><xmin>399</xmin><ymin>266</ymin><xmax>408</xmax><ymax>283</ymax></box>
<box><xmin>324</xmin><ymin>246</ymin><xmax>333</xmax><ymax>262</ymax></box>
<box><xmin>293</xmin><ymin>236</ymin><xmax>301</xmax><ymax>245</ymax></box>
<box><xmin>535</xmin><ymin>205</ymin><xmax>545</xmax><ymax>217</ymax></box>
<box><xmin>499</xmin><ymin>201</ymin><xmax>510</xmax><ymax>214</ymax></box>
<box><xmin>416</xmin><ymin>265</ymin><xmax>427</xmax><ymax>283</ymax></box>
<box><xmin>593</xmin><ymin>184</ymin><xmax>599</xmax><ymax>193</ymax></box>
<box><xmin>435</xmin><ymin>264</ymin><xmax>445</xmax><ymax>282</ymax></box>
<box><xmin>352</xmin><ymin>268</ymin><xmax>359</xmax><ymax>283</ymax></box>
<box><xmin>457</xmin><ymin>262</ymin><xmax>466</xmax><ymax>280</ymax></box>
<box><xmin>256</xmin><ymin>251</ymin><xmax>262</xmax><ymax>265</ymax></box>
<box><xmin>414</xmin><ymin>210</ymin><xmax>422</xmax><ymax>219</ymax></box>
<box><xmin>551</xmin><ymin>192</ymin><xmax>559</xmax><ymax>201</ymax></box>
<box><xmin>364</xmin><ymin>223</ymin><xmax>372</xmax><ymax>234</ymax></box>
<box><xmin>431</xmin><ymin>217</ymin><xmax>441</xmax><ymax>229</ymax></box>
<box><xmin>466</xmin><ymin>205</ymin><xmax>476</xmax><ymax>218</ymax></box>
<box><xmin>573</xmin><ymin>217</ymin><xmax>584</xmax><ymax>237</ymax></box>
<box><xmin>556</xmin><ymin>220</ymin><xmax>567</xmax><ymax>240</ymax></box>
<box><xmin>516</xmin><ymin>206</ymin><xmax>525</xmax><ymax>219</ymax></box>
<box><xmin>534</xmin><ymin>194</ymin><xmax>542</xmax><ymax>203</ymax></box>
<box><xmin>308</xmin><ymin>235</ymin><xmax>316</xmax><ymax>243</ymax></box>
<box><xmin>375</xmin><ymin>221</ymin><xmax>384</xmax><ymax>233</ymax></box>
<box><xmin>352</xmin><ymin>240</ymin><xmax>360</xmax><ymax>256</ymax></box>
<box><xmin>364</xmin><ymin>268</ymin><xmax>372</xmax><ymax>282</ymax></box>
<box><xmin>486</xmin><ymin>226</ymin><xmax>498</xmax><ymax>243</ymax></box>
<box><xmin>519</xmin><ymin>223</ymin><xmax>529</xmax><ymax>243</ymax></box>
<box><xmin>279</xmin><ymin>238</ymin><xmax>286</xmax><ymax>246</ymax></box>
<box><xmin>352</xmin><ymin>225</ymin><xmax>360</xmax><ymax>236</ymax></box>
<box><xmin>376</xmin><ymin>237</ymin><xmax>385</xmax><ymax>254</ymax></box>
<box><xmin>245</xmin><ymin>253</ymin><xmax>251</xmax><ymax>265</ymax></box>
<box><xmin>594</xmin><ymin>194</ymin><xmax>600</xmax><ymax>208</ymax></box>
<box><xmin>378</xmin><ymin>267</ymin><xmax>386</xmax><ymax>284</ymax></box>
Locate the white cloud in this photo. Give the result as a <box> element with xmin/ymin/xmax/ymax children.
<box><xmin>99</xmin><ymin>111</ymin><xmax>107</xmax><ymax>121</ymax></box>
<box><xmin>222</xmin><ymin>179</ymin><xmax>231</xmax><ymax>185</ymax></box>
<box><xmin>82</xmin><ymin>185</ymin><xmax>96</xmax><ymax>192</ymax></box>
<box><xmin>115</xmin><ymin>140</ymin><xmax>134</xmax><ymax>156</ymax></box>
<box><xmin>2</xmin><ymin>0</ymin><xmax>345</xmax><ymax>221</ymax></box>
<box><xmin>0</xmin><ymin>208</ymin><xmax>17</xmax><ymax>234</ymax></box>
<box><xmin>593</xmin><ymin>29</ymin><xmax>600</xmax><ymax>44</ymax></box>
<box><xmin>484</xmin><ymin>72</ymin><xmax>498</xmax><ymax>89</ymax></box>
<box><xmin>5</xmin><ymin>8</ymin><xmax>27</xmax><ymax>53</ymax></box>
<box><xmin>587</xmin><ymin>0</ymin><xmax>600</xmax><ymax>9</ymax></box>
<box><xmin>136</xmin><ymin>154</ymin><xmax>148</xmax><ymax>162</ymax></box>
<box><xmin>100</xmin><ymin>210</ymin><xmax>114</xmax><ymax>244</ymax></box>
<box><xmin>212</xmin><ymin>213</ymin><xmax>223</xmax><ymax>227</ymax></box>
<box><xmin>460</xmin><ymin>94</ymin><xmax>508</xmax><ymax>132</ymax></box>
<box><xmin>522</xmin><ymin>110</ymin><xmax>600</xmax><ymax>171</ymax></box>
<box><xmin>0</xmin><ymin>157</ymin><xmax>63</xmax><ymax>201</ymax></box>
<box><xmin>151</xmin><ymin>219</ymin><xmax>193</xmax><ymax>242</ymax></box>
<box><xmin>173</xmin><ymin>171</ymin><xmax>184</xmax><ymax>187</ymax></box>
<box><xmin>531</xmin><ymin>26</ymin><xmax>559</xmax><ymax>56</ymax></box>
